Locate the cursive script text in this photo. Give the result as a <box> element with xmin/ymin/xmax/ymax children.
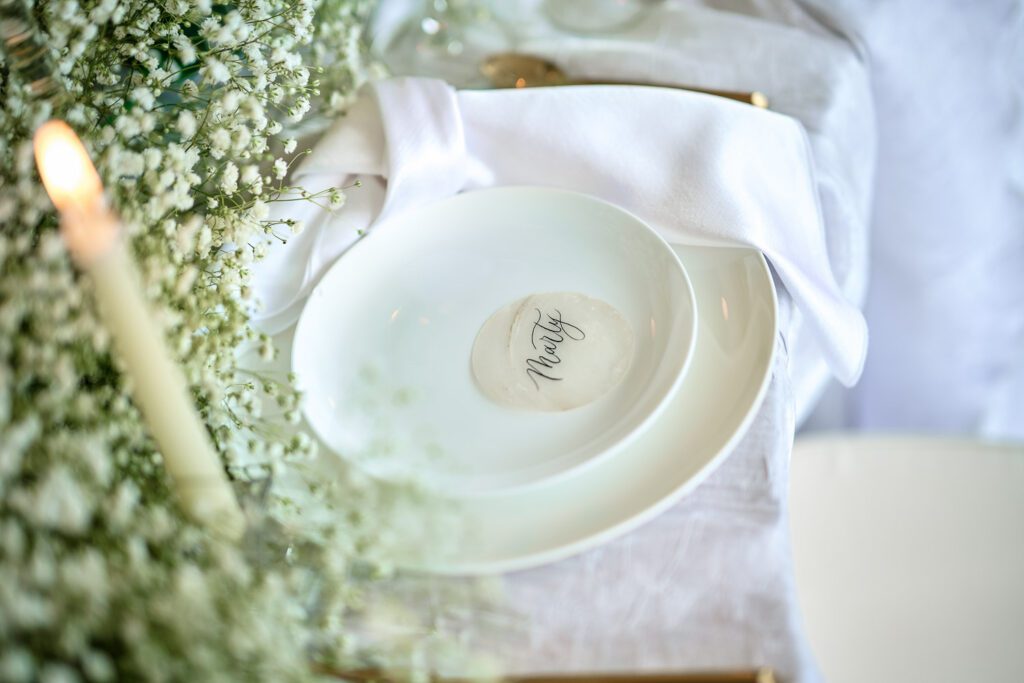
<box><xmin>524</xmin><ymin>308</ymin><xmax>586</xmax><ymax>389</ymax></box>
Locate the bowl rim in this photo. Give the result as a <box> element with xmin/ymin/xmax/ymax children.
<box><xmin>291</xmin><ymin>185</ymin><xmax>699</xmax><ymax>497</ymax></box>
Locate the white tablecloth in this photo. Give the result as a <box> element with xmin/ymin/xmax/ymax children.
<box><xmin>474</xmin><ymin>300</ymin><xmax>817</xmax><ymax>678</ymax></box>
<box><xmin>803</xmin><ymin>0</ymin><xmax>1024</xmax><ymax>438</ymax></box>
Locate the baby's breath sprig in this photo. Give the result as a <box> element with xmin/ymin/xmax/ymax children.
<box><xmin>0</xmin><ymin>1</ymin><xmax>452</xmax><ymax>681</ymax></box>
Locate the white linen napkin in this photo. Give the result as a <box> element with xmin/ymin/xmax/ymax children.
<box><xmin>254</xmin><ymin>77</ymin><xmax>867</xmax><ymax>385</ymax></box>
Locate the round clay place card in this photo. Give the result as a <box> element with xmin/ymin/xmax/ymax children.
<box><xmin>471</xmin><ymin>291</ymin><xmax>635</xmax><ymax>412</ymax></box>
<box><xmin>292</xmin><ymin>187</ymin><xmax>697</xmax><ymax>497</ymax></box>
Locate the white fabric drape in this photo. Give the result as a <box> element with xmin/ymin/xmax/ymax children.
<box><xmin>254</xmin><ymin>77</ymin><xmax>867</xmax><ymax>385</ymax></box>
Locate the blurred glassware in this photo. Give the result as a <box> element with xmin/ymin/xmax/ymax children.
<box><xmin>371</xmin><ymin>0</ymin><xmax>513</xmax><ymax>87</ymax></box>
<box><xmin>540</xmin><ymin>0</ymin><xmax>659</xmax><ymax>34</ymax></box>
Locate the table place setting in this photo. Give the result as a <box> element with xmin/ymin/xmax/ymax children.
<box><xmin>245</xmin><ymin>0</ymin><xmax>875</xmax><ymax>672</ymax></box>
<box><xmin>0</xmin><ymin>0</ymin><xmax>878</xmax><ymax>681</ymax></box>
<box><xmin>251</xmin><ymin>2</ymin><xmax>877</xmax><ymax>679</ymax></box>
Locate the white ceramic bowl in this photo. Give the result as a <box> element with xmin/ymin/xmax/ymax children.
<box><xmin>292</xmin><ymin>187</ymin><xmax>697</xmax><ymax>496</ymax></box>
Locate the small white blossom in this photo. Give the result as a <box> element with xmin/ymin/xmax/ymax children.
<box><xmin>250</xmin><ymin>199</ymin><xmax>269</xmax><ymax>220</ymax></box>
<box><xmin>231</xmin><ymin>126</ymin><xmax>251</xmax><ymax>154</ymax></box>
<box><xmin>142</xmin><ymin>148</ymin><xmax>162</xmax><ymax>171</ymax></box>
<box><xmin>209</xmin><ymin>128</ymin><xmax>231</xmax><ymax>158</ymax></box>
<box><xmin>166</xmin><ymin>0</ymin><xmax>189</xmax><ymax>16</ymax></box>
<box><xmin>114</xmin><ymin>114</ymin><xmax>141</xmax><ymax>138</ymax></box>
<box><xmin>241</xmin><ymin>165</ymin><xmax>260</xmax><ymax>187</ymax></box>
<box><xmin>176</xmin><ymin>110</ymin><xmax>197</xmax><ymax>137</ymax></box>
<box><xmin>201</xmin><ymin>57</ymin><xmax>230</xmax><ymax>84</ymax></box>
<box><xmin>287</xmin><ymin>96</ymin><xmax>311</xmax><ymax>122</ymax></box>
<box><xmin>174</xmin><ymin>35</ymin><xmax>197</xmax><ymax>65</ymax></box>
<box><xmin>131</xmin><ymin>87</ymin><xmax>155</xmax><ymax>110</ymax></box>
<box><xmin>220</xmin><ymin>162</ymin><xmax>239</xmax><ymax>194</ymax></box>
<box><xmin>272</xmin><ymin>158</ymin><xmax>288</xmax><ymax>179</ymax></box>
<box><xmin>89</xmin><ymin>0</ymin><xmax>117</xmax><ymax>22</ymax></box>
<box><xmin>220</xmin><ymin>90</ymin><xmax>241</xmax><ymax>113</ymax></box>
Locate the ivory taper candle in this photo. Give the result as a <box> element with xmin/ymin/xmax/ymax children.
<box><xmin>33</xmin><ymin>120</ymin><xmax>245</xmax><ymax>540</ymax></box>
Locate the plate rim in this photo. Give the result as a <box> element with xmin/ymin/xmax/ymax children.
<box><xmin>417</xmin><ymin>242</ymin><xmax>779</xmax><ymax>575</ymax></box>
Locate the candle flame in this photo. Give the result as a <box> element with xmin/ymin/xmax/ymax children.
<box><xmin>33</xmin><ymin>120</ymin><xmax>118</xmax><ymax>264</ymax></box>
<box><xmin>33</xmin><ymin>120</ymin><xmax>103</xmax><ymax>212</ymax></box>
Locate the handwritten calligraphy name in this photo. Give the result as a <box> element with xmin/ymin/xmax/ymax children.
<box><xmin>524</xmin><ymin>308</ymin><xmax>586</xmax><ymax>390</ymax></box>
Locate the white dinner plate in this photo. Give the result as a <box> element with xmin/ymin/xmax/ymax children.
<box><xmin>408</xmin><ymin>243</ymin><xmax>778</xmax><ymax>574</ymax></box>
<box><xmin>292</xmin><ymin>187</ymin><xmax>696</xmax><ymax>496</ymax></box>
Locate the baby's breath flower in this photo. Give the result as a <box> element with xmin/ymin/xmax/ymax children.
<box><xmin>176</xmin><ymin>111</ymin><xmax>197</xmax><ymax>138</ymax></box>
<box><xmin>251</xmin><ymin>199</ymin><xmax>269</xmax><ymax>220</ymax></box>
<box><xmin>273</xmin><ymin>158</ymin><xmax>288</xmax><ymax>179</ymax></box>
<box><xmin>131</xmin><ymin>87</ymin><xmax>155</xmax><ymax>110</ymax></box>
<box><xmin>220</xmin><ymin>162</ymin><xmax>240</xmax><ymax>194</ymax></box>
<box><xmin>0</xmin><ymin>1</ymin><xmax>445</xmax><ymax>681</ymax></box>
<box><xmin>209</xmin><ymin>128</ymin><xmax>231</xmax><ymax>159</ymax></box>
<box><xmin>201</xmin><ymin>57</ymin><xmax>230</xmax><ymax>85</ymax></box>
<box><xmin>174</xmin><ymin>34</ymin><xmax>197</xmax><ymax>65</ymax></box>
